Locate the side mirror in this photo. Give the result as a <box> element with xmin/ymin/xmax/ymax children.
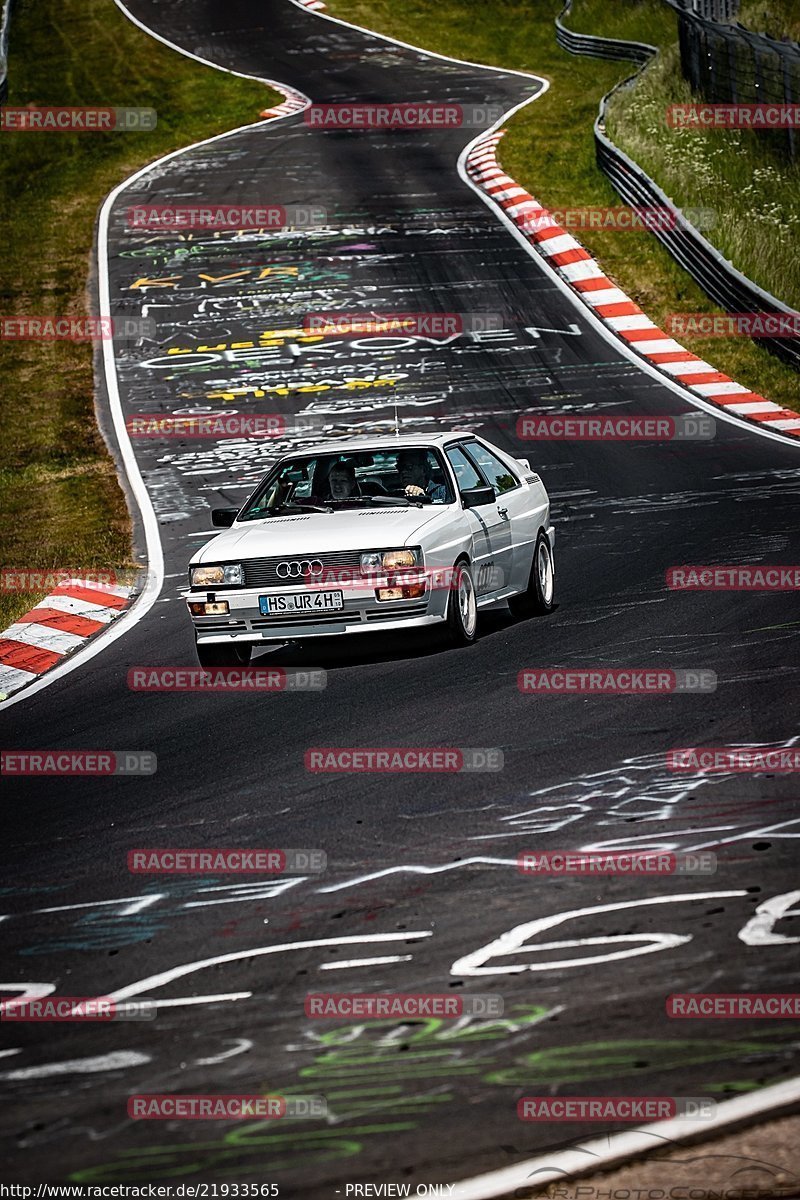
<box><xmin>517</xmin><ymin>457</ymin><xmax>531</xmax><ymax>470</ymax></box>
<box><xmin>461</xmin><ymin>485</ymin><xmax>496</xmax><ymax>510</ymax></box>
<box><xmin>211</xmin><ymin>508</ymin><xmax>238</xmax><ymax>527</ymax></box>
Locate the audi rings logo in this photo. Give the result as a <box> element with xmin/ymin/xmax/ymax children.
<box><xmin>276</xmin><ymin>559</ymin><xmax>324</xmax><ymax>579</ymax></box>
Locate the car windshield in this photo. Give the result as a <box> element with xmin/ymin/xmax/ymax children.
<box><xmin>238</xmin><ymin>447</ymin><xmax>455</xmax><ymax>520</ymax></box>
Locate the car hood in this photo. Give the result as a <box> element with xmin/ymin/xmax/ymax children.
<box><xmin>191</xmin><ymin>505</ymin><xmax>449</xmax><ymax>563</ymax></box>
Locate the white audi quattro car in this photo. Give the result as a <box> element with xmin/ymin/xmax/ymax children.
<box><xmin>185</xmin><ymin>432</ymin><xmax>555</xmax><ymax>666</ymax></box>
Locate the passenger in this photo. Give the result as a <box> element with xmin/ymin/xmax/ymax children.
<box><xmin>327</xmin><ymin>461</ymin><xmax>359</xmax><ymax>500</ymax></box>
<box><xmin>396</xmin><ymin>449</ymin><xmax>447</xmax><ymax>503</ymax></box>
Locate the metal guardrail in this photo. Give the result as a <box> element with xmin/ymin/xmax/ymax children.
<box><xmin>555</xmin><ymin>1</ymin><xmax>800</xmax><ymax>371</ymax></box>
<box><xmin>0</xmin><ymin>0</ymin><xmax>13</xmax><ymax>104</ymax></box>
<box><xmin>555</xmin><ymin>2</ymin><xmax>655</xmax><ymax>65</ymax></box>
<box><xmin>595</xmin><ymin>90</ymin><xmax>800</xmax><ymax>370</ymax></box>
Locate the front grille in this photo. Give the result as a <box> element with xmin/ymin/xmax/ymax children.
<box><xmin>364</xmin><ymin>602</ymin><xmax>428</xmax><ymax>621</ymax></box>
<box><xmin>242</xmin><ymin>550</ymin><xmax>365</xmax><ymax>589</ymax></box>
<box><xmin>194</xmin><ymin>619</ymin><xmax>247</xmax><ymax>631</ymax></box>
<box><xmin>251</xmin><ymin>611</ymin><xmax>352</xmax><ymax>628</ymax></box>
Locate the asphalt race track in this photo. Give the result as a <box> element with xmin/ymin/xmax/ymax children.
<box><xmin>1</xmin><ymin>0</ymin><xmax>799</xmax><ymax>1192</ymax></box>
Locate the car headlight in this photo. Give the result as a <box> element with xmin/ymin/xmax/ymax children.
<box><xmin>382</xmin><ymin>549</ymin><xmax>419</xmax><ymax>570</ymax></box>
<box><xmin>360</xmin><ymin>548</ymin><xmax>421</xmax><ymax>573</ymax></box>
<box><xmin>190</xmin><ymin>564</ymin><xmax>243</xmax><ymax>587</ymax></box>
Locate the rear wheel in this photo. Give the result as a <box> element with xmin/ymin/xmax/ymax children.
<box><xmin>509</xmin><ymin>531</ymin><xmax>555</xmax><ymax>618</ymax></box>
<box><xmin>196</xmin><ymin>641</ymin><xmax>252</xmax><ymax>668</ymax></box>
<box><xmin>444</xmin><ymin>560</ymin><xmax>478</xmax><ymax>647</ymax></box>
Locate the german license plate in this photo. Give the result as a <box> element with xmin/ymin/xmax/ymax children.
<box><xmin>259</xmin><ymin>590</ymin><xmax>344</xmax><ymax>615</ymax></box>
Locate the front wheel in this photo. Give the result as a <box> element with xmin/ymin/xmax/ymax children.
<box><xmin>196</xmin><ymin>640</ymin><xmax>252</xmax><ymax>668</ymax></box>
<box><xmin>509</xmin><ymin>531</ymin><xmax>555</xmax><ymax>618</ymax></box>
<box><xmin>444</xmin><ymin>560</ymin><xmax>478</xmax><ymax>647</ymax></box>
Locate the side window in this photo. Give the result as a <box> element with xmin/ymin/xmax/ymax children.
<box><xmin>463</xmin><ymin>442</ymin><xmax>519</xmax><ymax>495</ymax></box>
<box><xmin>445</xmin><ymin>446</ymin><xmax>484</xmax><ymax>495</ymax></box>
<box><xmin>423</xmin><ymin>451</ymin><xmax>453</xmax><ymax>502</ymax></box>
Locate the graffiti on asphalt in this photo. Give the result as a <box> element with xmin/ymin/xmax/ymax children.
<box><xmin>63</xmin><ymin>1025</ymin><xmax>797</xmax><ymax>1182</ymax></box>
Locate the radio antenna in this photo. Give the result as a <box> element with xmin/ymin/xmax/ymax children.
<box><xmin>394</xmin><ymin>396</ymin><xmax>400</xmax><ymax>438</ymax></box>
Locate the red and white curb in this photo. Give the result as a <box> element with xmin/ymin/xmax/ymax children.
<box><xmin>260</xmin><ymin>81</ymin><xmax>312</xmax><ymax>120</ymax></box>
<box><xmin>296</xmin><ymin>0</ymin><xmax>327</xmax><ymax>10</ymax></box>
<box><xmin>466</xmin><ymin>131</ymin><xmax>800</xmax><ymax>438</ymax></box>
<box><xmin>0</xmin><ymin>578</ymin><xmax>135</xmax><ymax>700</ymax></box>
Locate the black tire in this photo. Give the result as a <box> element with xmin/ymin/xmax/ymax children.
<box><xmin>444</xmin><ymin>560</ymin><xmax>478</xmax><ymax>647</ymax></box>
<box><xmin>508</xmin><ymin>531</ymin><xmax>555</xmax><ymax>618</ymax></box>
<box><xmin>196</xmin><ymin>641</ymin><xmax>252</xmax><ymax>668</ymax></box>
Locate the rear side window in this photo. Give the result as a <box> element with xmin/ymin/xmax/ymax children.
<box><xmin>463</xmin><ymin>442</ymin><xmax>519</xmax><ymax>495</ymax></box>
<box><xmin>445</xmin><ymin>446</ymin><xmax>483</xmax><ymax>494</ymax></box>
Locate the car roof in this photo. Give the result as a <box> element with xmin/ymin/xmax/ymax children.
<box><xmin>288</xmin><ymin>431</ymin><xmax>478</xmax><ymax>457</ymax></box>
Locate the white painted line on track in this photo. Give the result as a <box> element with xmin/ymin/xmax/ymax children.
<box><xmin>0</xmin><ymin>7</ymin><xmax>312</xmax><ymax>711</ymax></box>
<box><xmin>0</xmin><ymin>1051</ymin><xmax>151</xmax><ymax>1081</ymax></box>
<box><xmin>318</xmin><ymin>954</ymin><xmax>414</xmax><ymax>969</ymax></box>
<box><xmin>448</xmin><ymin>1076</ymin><xmax>800</xmax><ymax>1199</ymax></box>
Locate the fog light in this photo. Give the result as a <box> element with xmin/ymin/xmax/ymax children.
<box><xmin>188</xmin><ymin>601</ymin><xmax>230</xmax><ymax>615</ymax></box>
<box><xmin>376</xmin><ymin>582</ymin><xmax>426</xmax><ymax>601</ymax></box>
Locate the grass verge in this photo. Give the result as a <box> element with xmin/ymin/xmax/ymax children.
<box><xmin>600</xmin><ymin>6</ymin><xmax>800</xmax><ymax>309</ymax></box>
<box><xmin>323</xmin><ymin>0</ymin><xmax>799</xmax><ymax>413</ymax></box>
<box><xmin>738</xmin><ymin>0</ymin><xmax>800</xmax><ymax>41</ymax></box>
<box><xmin>0</xmin><ymin>0</ymin><xmax>279</xmax><ymax>630</ymax></box>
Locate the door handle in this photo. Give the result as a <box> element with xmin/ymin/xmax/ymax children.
<box><xmin>497</xmin><ymin>506</ymin><xmax>508</xmax><ymax>518</ymax></box>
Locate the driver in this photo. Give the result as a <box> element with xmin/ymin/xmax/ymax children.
<box><xmin>396</xmin><ymin>449</ymin><xmax>447</xmax><ymax>503</ymax></box>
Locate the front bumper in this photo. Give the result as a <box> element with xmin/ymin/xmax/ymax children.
<box><xmin>185</xmin><ymin>579</ymin><xmax>449</xmax><ymax>643</ymax></box>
